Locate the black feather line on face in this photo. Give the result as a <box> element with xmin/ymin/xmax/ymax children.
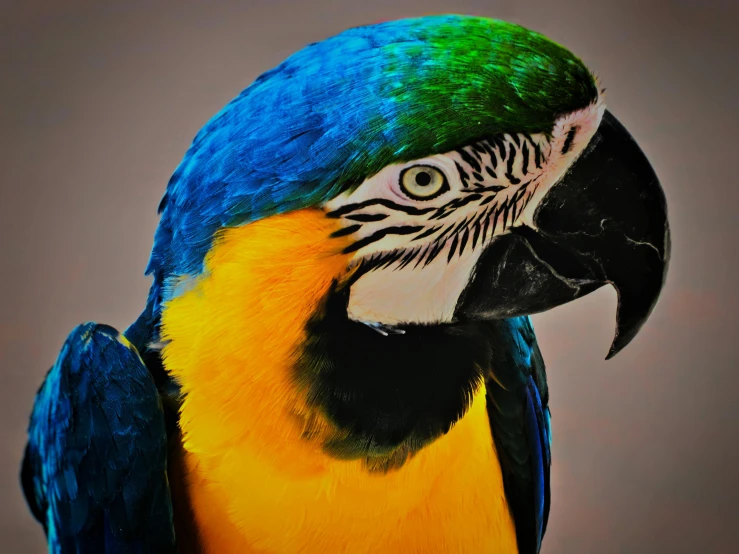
<box><xmin>434</xmin><ymin>224</ymin><xmax>455</xmax><ymax>243</ymax></box>
<box><xmin>411</xmin><ymin>225</ymin><xmax>443</xmax><ymax>241</ymax></box>
<box><xmin>327</xmin><ymin>198</ymin><xmax>435</xmax><ymax>218</ymax></box>
<box><xmin>345</xmin><ymin>213</ymin><xmax>389</xmax><ymax>222</ymax></box>
<box><xmin>495</xmin><ymin>137</ymin><xmax>507</xmax><ymax>161</ymax></box>
<box><xmin>471</xmin><ymin>220</ymin><xmax>482</xmax><ymax>250</ymax></box>
<box><xmin>455</xmin><ymin>161</ymin><xmax>471</xmax><ymax>188</ymax></box>
<box><xmin>500</xmin><ymin>199</ymin><xmax>512</xmax><ymax>230</ymax></box>
<box><xmin>481</xmin><ymin>141</ymin><xmax>498</xmax><ymax>166</ymax></box>
<box><xmin>333</xmin><ymin>130</ymin><xmax>548</xmax><ymax>276</ymax></box>
<box><xmin>413</xmin><ymin>243</ymin><xmax>433</xmax><ymax>269</ymax></box>
<box><xmin>458</xmin><ymin>227</ymin><xmax>470</xmax><ymax>256</ymax></box>
<box><xmin>451</xmin><ymin>215</ymin><xmax>471</xmax><ymax>237</ymax></box>
<box><xmin>458</xmin><ymin>148</ymin><xmax>482</xmax><ymax>173</ymax></box>
<box><xmin>430</xmin><ymin>193</ymin><xmax>484</xmax><ymax>221</ymax></box>
<box><xmin>482</xmin><ymin>210</ymin><xmax>492</xmax><ymax>242</ymax></box>
<box><xmin>489</xmin><ymin>205</ymin><xmax>500</xmax><ymax>237</ymax></box>
<box><xmin>397</xmin><ymin>246</ymin><xmax>422</xmax><ymax>270</ymax></box>
<box><xmin>447</xmin><ymin>234</ymin><xmax>459</xmax><ymax>261</ymax></box>
<box><xmin>342</xmin><ymin>225</ymin><xmax>424</xmax><ymax>254</ymax></box>
<box><xmin>534</xmin><ymin>142</ymin><xmax>542</xmax><ymax>168</ymax></box>
<box><xmin>505</xmin><ymin>151</ymin><xmax>521</xmax><ymax>185</ymax></box>
<box><xmin>561</xmin><ymin>127</ymin><xmax>578</xmax><ymax>155</ymax></box>
<box><xmin>330</xmin><ymin>224</ymin><xmax>361</xmax><ymax>238</ymax></box>
<box><xmin>424</xmin><ymin>240</ymin><xmax>445</xmax><ymax>266</ymax></box>
<box><xmin>471</xmin><ymin>146</ymin><xmax>485</xmax><ymax>163</ymax></box>
<box><xmin>411</xmin><ymin>192</ymin><xmax>529</xmax><ymax>264</ymax></box>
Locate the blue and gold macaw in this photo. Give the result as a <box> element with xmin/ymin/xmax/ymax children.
<box><xmin>22</xmin><ymin>15</ymin><xmax>669</xmax><ymax>554</ymax></box>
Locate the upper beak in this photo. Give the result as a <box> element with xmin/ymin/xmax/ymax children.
<box><xmin>455</xmin><ymin>110</ymin><xmax>671</xmax><ymax>359</ymax></box>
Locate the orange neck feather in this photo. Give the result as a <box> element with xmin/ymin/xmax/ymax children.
<box><xmin>159</xmin><ymin>208</ymin><xmax>517</xmax><ymax>553</ymax></box>
<box><xmin>161</xmin><ymin>209</ymin><xmax>352</xmax><ymax>473</ymax></box>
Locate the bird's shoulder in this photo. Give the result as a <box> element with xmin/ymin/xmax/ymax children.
<box><xmin>22</xmin><ymin>322</ymin><xmax>176</xmax><ymax>553</ymax></box>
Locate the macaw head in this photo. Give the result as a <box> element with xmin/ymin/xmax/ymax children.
<box><xmin>146</xmin><ymin>15</ymin><xmax>669</xmax><ymax>359</ymax></box>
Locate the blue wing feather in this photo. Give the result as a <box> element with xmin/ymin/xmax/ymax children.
<box><xmin>484</xmin><ymin>316</ymin><xmax>551</xmax><ymax>554</ymax></box>
<box><xmin>524</xmin><ymin>374</ymin><xmax>547</xmax><ymax>551</ymax></box>
<box><xmin>22</xmin><ymin>323</ymin><xmax>175</xmax><ymax>553</ymax></box>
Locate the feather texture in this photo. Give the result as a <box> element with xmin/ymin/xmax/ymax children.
<box><xmin>22</xmin><ymin>323</ymin><xmax>175</xmax><ymax>553</ymax></box>
<box><xmin>147</xmin><ymin>15</ymin><xmax>598</xmax><ymax>322</ymax></box>
<box><xmin>484</xmin><ymin>316</ymin><xmax>551</xmax><ymax>554</ymax></box>
<box><xmin>21</xmin><ymin>15</ymin><xmax>599</xmax><ymax>553</ymax></box>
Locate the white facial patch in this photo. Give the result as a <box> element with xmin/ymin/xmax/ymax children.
<box><xmin>324</xmin><ymin>97</ymin><xmax>606</xmax><ymax>326</ymax></box>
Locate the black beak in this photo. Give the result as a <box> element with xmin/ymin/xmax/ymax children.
<box><xmin>455</xmin><ymin>110</ymin><xmax>670</xmax><ymax>359</ymax></box>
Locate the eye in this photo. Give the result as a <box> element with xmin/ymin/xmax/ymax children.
<box><xmin>399</xmin><ymin>165</ymin><xmax>449</xmax><ymax>200</ymax></box>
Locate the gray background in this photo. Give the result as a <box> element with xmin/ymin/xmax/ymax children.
<box><xmin>1</xmin><ymin>1</ymin><xmax>737</xmax><ymax>552</ymax></box>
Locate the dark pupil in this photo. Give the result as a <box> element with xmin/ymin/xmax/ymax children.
<box><xmin>415</xmin><ymin>171</ymin><xmax>432</xmax><ymax>187</ymax></box>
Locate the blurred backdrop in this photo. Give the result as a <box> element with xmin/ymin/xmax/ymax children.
<box><xmin>1</xmin><ymin>1</ymin><xmax>737</xmax><ymax>552</ymax></box>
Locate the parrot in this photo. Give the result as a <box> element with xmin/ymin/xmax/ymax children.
<box><xmin>21</xmin><ymin>14</ymin><xmax>670</xmax><ymax>554</ymax></box>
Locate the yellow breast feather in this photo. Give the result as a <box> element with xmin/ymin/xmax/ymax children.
<box><xmin>160</xmin><ymin>209</ymin><xmax>517</xmax><ymax>553</ymax></box>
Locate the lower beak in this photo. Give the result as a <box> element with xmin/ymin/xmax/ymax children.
<box><xmin>454</xmin><ymin>110</ymin><xmax>670</xmax><ymax>359</ymax></box>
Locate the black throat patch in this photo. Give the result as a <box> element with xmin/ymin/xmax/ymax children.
<box><xmin>295</xmin><ymin>282</ymin><xmax>490</xmax><ymax>472</ymax></box>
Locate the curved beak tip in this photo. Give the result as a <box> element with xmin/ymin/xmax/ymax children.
<box><xmin>606</xmin><ymin>335</ymin><xmax>628</xmax><ymax>361</ymax></box>
<box><xmin>455</xmin><ymin>110</ymin><xmax>670</xmax><ymax>360</ymax></box>
<box><xmin>606</xmin><ymin>318</ymin><xmax>648</xmax><ymax>361</ymax></box>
